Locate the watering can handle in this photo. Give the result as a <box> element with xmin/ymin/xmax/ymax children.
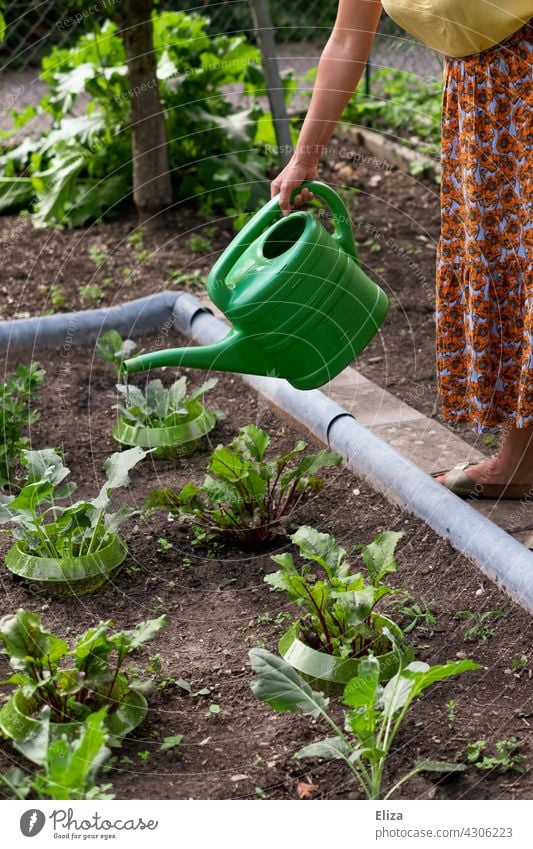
<box><xmin>208</xmin><ymin>180</ymin><xmax>359</xmax><ymax>311</ymax></box>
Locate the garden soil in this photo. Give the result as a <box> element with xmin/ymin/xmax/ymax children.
<box><xmin>0</xmin><ymin>139</ymin><xmax>529</xmax><ymax>800</ymax></box>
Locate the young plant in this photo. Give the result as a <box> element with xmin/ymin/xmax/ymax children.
<box><xmin>0</xmin><ymin>609</ymin><xmax>168</xmax><ymax>761</ymax></box>
<box><xmin>0</xmin><ymin>362</ymin><xmax>45</xmax><ymax>488</ymax></box>
<box><xmin>144</xmin><ymin>425</ymin><xmax>341</xmax><ymax>548</ymax></box>
<box><xmin>395</xmin><ymin>594</ymin><xmax>438</xmax><ymax>634</ymax></box>
<box><xmin>0</xmin><ymin>446</ymin><xmax>145</xmax><ymax>560</ymax></box>
<box><xmin>80</xmin><ymin>284</ymin><xmax>104</xmax><ymax>306</ymax></box>
<box><xmin>96</xmin><ymin>329</ymin><xmax>138</xmax><ymax>379</ymax></box>
<box><xmin>113</xmin><ymin>376</ymin><xmax>221</xmax><ymax>456</ymax></box>
<box><xmin>266</xmin><ymin>526</ymin><xmax>404</xmax><ymax>658</ymax></box>
<box><xmin>0</xmin><ymin>711</ymin><xmax>114</xmax><ymax>800</ymax></box>
<box><xmin>249</xmin><ymin>640</ymin><xmax>481</xmax><ymax>800</ymax></box>
<box><xmin>465</xmin><ymin>737</ymin><xmax>527</xmax><ymax>775</ymax></box>
<box><xmin>454</xmin><ymin>609</ymin><xmax>505</xmax><ymax>644</ymax></box>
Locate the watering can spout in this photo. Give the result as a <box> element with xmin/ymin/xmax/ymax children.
<box><xmin>122</xmin><ymin>330</ymin><xmax>255</xmax><ymax>377</ymax></box>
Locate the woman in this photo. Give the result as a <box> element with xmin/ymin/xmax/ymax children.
<box><xmin>270</xmin><ymin>0</ymin><xmax>533</xmax><ymax>500</ymax></box>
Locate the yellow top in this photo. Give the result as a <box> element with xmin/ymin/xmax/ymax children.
<box><xmin>381</xmin><ymin>0</ymin><xmax>533</xmax><ymax>57</ymax></box>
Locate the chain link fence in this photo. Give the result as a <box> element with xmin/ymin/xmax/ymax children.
<box><xmin>0</xmin><ymin>1</ymin><xmax>442</xmax><ymax>82</ymax></box>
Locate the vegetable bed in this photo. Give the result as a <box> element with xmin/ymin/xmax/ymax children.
<box><xmin>0</xmin><ymin>338</ymin><xmax>532</xmax><ymax>800</ymax></box>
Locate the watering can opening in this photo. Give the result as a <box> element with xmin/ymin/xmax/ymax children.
<box><xmin>262</xmin><ymin>214</ymin><xmax>307</xmax><ymax>259</ymax></box>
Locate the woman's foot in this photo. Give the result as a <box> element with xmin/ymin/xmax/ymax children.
<box><xmin>435</xmin><ymin>422</ymin><xmax>533</xmax><ymax>490</ymax></box>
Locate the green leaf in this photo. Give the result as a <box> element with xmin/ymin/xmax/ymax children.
<box><xmin>356</xmin><ymin>531</ymin><xmax>404</xmax><ymax>585</ymax></box>
<box><xmin>0</xmin><ymin>177</ymin><xmax>34</xmax><ymax>213</ymax></box>
<box><xmin>237</xmin><ymin>424</ymin><xmax>270</xmax><ymax>461</ymax></box>
<box><xmin>114</xmin><ymin>614</ymin><xmax>168</xmax><ymax>653</ymax></box>
<box><xmin>249</xmin><ymin>648</ymin><xmax>329</xmax><ymax>718</ymax></box>
<box><xmin>294</xmin><ymin>737</ymin><xmax>352</xmax><ymax>761</ymax></box>
<box><xmin>21</xmin><ymin>448</ymin><xmax>69</xmax><ymax>486</ymax></box>
<box><xmin>290</xmin><ymin>525</ymin><xmax>347</xmax><ymax>579</ymax></box>
<box><xmin>39</xmin><ymin>708</ymin><xmax>110</xmax><ymax>799</ymax></box>
<box><xmin>146</xmin><ymin>380</ymin><xmax>168</xmax><ymax>419</ymax></box>
<box><xmin>415</xmin><ymin>759</ymin><xmax>468</xmax><ymax>774</ymax></box>
<box><xmin>92</xmin><ymin>446</ymin><xmax>147</xmax><ymax>511</ymax></box>
<box><xmin>0</xmin><ymin>610</ymin><xmax>68</xmax><ymax>669</ymax></box>
<box><xmin>160</xmin><ymin>734</ymin><xmax>183</xmax><ymax>751</ymax></box>
<box><xmin>343</xmin><ymin>655</ymin><xmax>382</xmax><ymax>708</ymax></box>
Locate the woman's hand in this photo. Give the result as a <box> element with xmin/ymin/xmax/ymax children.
<box><xmin>270</xmin><ymin>156</ymin><xmax>319</xmax><ymax>215</ymax></box>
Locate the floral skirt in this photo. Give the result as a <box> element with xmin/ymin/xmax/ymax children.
<box><xmin>436</xmin><ymin>19</ymin><xmax>533</xmax><ymax>433</ymax></box>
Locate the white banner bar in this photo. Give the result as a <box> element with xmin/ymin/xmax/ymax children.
<box><xmin>2</xmin><ymin>799</ymin><xmax>532</xmax><ymax>848</ymax></box>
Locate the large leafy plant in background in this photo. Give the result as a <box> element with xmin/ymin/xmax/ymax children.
<box><xmin>0</xmin><ymin>11</ymin><xmax>284</xmax><ymax>227</ymax></box>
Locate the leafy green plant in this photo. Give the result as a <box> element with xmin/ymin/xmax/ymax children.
<box><xmin>249</xmin><ymin>640</ymin><xmax>481</xmax><ymax>800</ymax></box>
<box><xmin>0</xmin><ymin>710</ymin><xmax>114</xmax><ymax>800</ymax></box>
<box><xmin>511</xmin><ymin>655</ymin><xmax>528</xmax><ymax>677</ymax></box>
<box><xmin>80</xmin><ymin>284</ymin><xmax>103</xmax><ymax>306</ymax></box>
<box><xmin>395</xmin><ymin>594</ymin><xmax>437</xmax><ymax>634</ymax></box>
<box><xmin>0</xmin><ymin>445</ymin><xmax>145</xmax><ymax>560</ymax></box>
<box><xmin>187</xmin><ymin>228</ymin><xmax>215</xmax><ymax>253</ymax></box>
<box><xmin>266</xmin><ymin>526</ymin><xmax>404</xmax><ymax>658</ymax></box>
<box><xmin>465</xmin><ymin>737</ymin><xmax>527</xmax><ymax>775</ymax></box>
<box><xmin>446</xmin><ymin>698</ymin><xmax>457</xmax><ymax>723</ymax></box>
<box><xmin>342</xmin><ymin>67</ymin><xmax>442</xmax><ymax>153</ymax></box>
<box><xmin>95</xmin><ymin>329</ymin><xmax>138</xmax><ymax>379</ymax></box>
<box><xmin>454</xmin><ymin>610</ymin><xmax>505</xmax><ymax>644</ymax></box>
<box><xmin>0</xmin><ymin>11</ymin><xmax>280</xmax><ymax>227</ymax></box>
<box><xmin>113</xmin><ymin>376</ymin><xmax>221</xmax><ymax>456</ymax></box>
<box><xmin>144</xmin><ymin>425</ymin><xmax>341</xmax><ymax>548</ymax></box>
<box><xmin>50</xmin><ymin>284</ymin><xmax>69</xmax><ymax>311</ymax></box>
<box><xmin>89</xmin><ymin>244</ymin><xmax>109</xmax><ymax>266</ymax></box>
<box><xmin>0</xmin><ymin>609</ymin><xmax>168</xmax><ymax>772</ymax></box>
<box><xmin>0</xmin><ymin>363</ymin><xmax>45</xmax><ymax>489</ymax></box>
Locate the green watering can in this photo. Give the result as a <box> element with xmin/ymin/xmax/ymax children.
<box><xmin>123</xmin><ymin>181</ymin><xmax>388</xmax><ymax>390</ymax></box>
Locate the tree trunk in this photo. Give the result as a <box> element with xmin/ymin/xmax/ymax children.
<box><xmin>118</xmin><ymin>0</ymin><xmax>172</xmax><ymax>225</ymax></box>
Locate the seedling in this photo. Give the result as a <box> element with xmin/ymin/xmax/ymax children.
<box><xmin>465</xmin><ymin>737</ymin><xmax>527</xmax><ymax>775</ymax></box>
<box><xmin>266</xmin><ymin>526</ymin><xmax>404</xmax><ymax>658</ymax></box>
<box><xmin>206</xmin><ymin>704</ymin><xmax>222</xmax><ymax>718</ymax></box>
<box><xmin>187</xmin><ymin>228</ymin><xmax>215</xmax><ymax>254</ymax></box>
<box><xmin>160</xmin><ymin>734</ymin><xmax>183</xmax><ymax>752</ymax></box>
<box><xmin>89</xmin><ymin>244</ymin><xmax>109</xmax><ymax>266</ymax></box>
<box><xmin>446</xmin><ymin>698</ymin><xmax>457</xmax><ymax>723</ymax></box>
<box><xmin>145</xmin><ymin>425</ymin><xmax>341</xmax><ymax>548</ymax></box>
<box><xmin>157</xmin><ymin>537</ymin><xmax>173</xmax><ymax>553</ymax></box>
<box><xmin>454</xmin><ymin>610</ymin><xmax>505</xmax><ymax>644</ymax></box>
<box><xmin>250</xmin><ymin>637</ymin><xmax>481</xmax><ymax>800</ymax></box>
<box><xmin>169</xmin><ymin>269</ymin><xmax>205</xmax><ymax>288</ymax></box>
<box><xmin>126</xmin><ymin>229</ymin><xmax>144</xmax><ymax>248</ymax></box>
<box><xmin>395</xmin><ymin>594</ymin><xmax>437</xmax><ymax>633</ymax></box>
<box><xmin>50</xmin><ymin>284</ymin><xmax>68</xmax><ymax>311</ymax></box>
<box><xmin>96</xmin><ymin>329</ymin><xmax>138</xmax><ymax>379</ymax></box>
<box><xmin>0</xmin><ymin>363</ymin><xmax>44</xmax><ymax>488</ymax></box>
<box><xmin>80</xmin><ymin>284</ymin><xmax>103</xmax><ymax>306</ymax></box>
<box><xmin>137</xmin><ymin>750</ymin><xmax>151</xmax><ymax>763</ymax></box>
<box><xmin>511</xmin><ymin>655</ymin><xmax>528</xmax><ymax>677</ymax></box>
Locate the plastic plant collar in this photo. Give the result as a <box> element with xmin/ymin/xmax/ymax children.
<box><xmin>4</xmin><ymin>531</ymin><xmax>127</xmax><ymax>596</ymax></box>
<box><xmin>278</xmin><ymin>614</ymin><xmax>414</xmax><ymax>695</ymax></box>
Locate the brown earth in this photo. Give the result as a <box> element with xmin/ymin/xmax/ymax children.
<box><xmin>0</xmin><ymin>338</ymin><xmax>531</xmax><ymax>801</ymax></box>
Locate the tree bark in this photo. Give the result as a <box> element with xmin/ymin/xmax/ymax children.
<box><xmin>118</xmin><ymin>0</ymin><xmax>173</xmax><ymax>225</ymax></box>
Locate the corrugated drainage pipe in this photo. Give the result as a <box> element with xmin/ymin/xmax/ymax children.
<box><xmin>0</xmin><ymin>291</ymin><xmax>180</xmax><ymax>353</ymax></box>
<box><xmin>172</xmin><ymin>291</ymin><xmax>533</xmax><ymax>614</ymax></box>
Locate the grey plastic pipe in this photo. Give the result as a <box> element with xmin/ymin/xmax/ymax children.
<box><xmin>173</xmin><ymin>291</ymin><xmax>533</xmax><ymax>613</ymax></box>
<box><xmin>0</xmin><ymin>291</ymin><xmax>179</xmax><ymax>353</ymax></box>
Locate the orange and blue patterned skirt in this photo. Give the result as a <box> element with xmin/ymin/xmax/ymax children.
<box><xmin>436</xmin><ymin>19</ymin><xmax>533</xmax><ymax>433</ymax></box>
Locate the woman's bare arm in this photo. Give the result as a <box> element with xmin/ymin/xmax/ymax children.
<box><xmin>271</xmin><ymin>0</ymin><xmax>383</xmax><ymax>212</ymax></box>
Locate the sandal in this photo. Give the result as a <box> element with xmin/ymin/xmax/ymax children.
<box><xmin>432</xmin><ymin>462</ymin><xmax>533</xmax><ymax>500</ymax></box>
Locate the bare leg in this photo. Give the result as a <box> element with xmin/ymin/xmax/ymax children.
<box><xmin>435</xmin><ymin>422</ymin><xmax>533</xmax><ymax>487</ymax></box>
